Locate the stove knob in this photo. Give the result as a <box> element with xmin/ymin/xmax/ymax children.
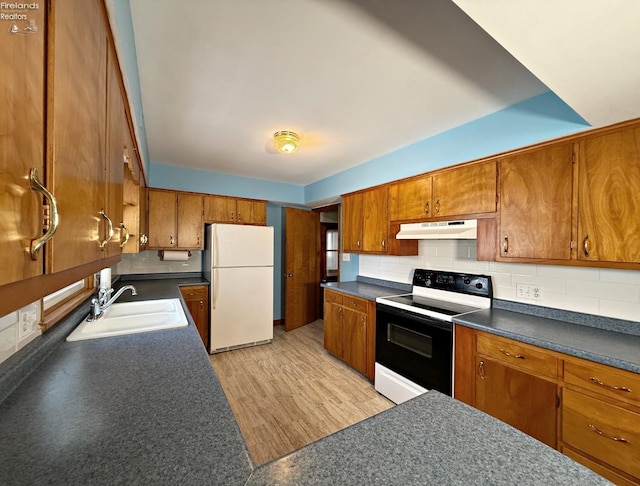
<box><xmin>464</xmin><ymin>278</ymin><xmax>471</xmax><ymax>285</ymax></box>
<box><xmin>476</xmin><ymin>283</ymin><xmax>483</xmax><ymax>289</ymax></box>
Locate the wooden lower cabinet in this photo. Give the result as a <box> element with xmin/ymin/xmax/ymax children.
<box><xmin>323</xmin><ymin>289</ymin><xmax>375</xmax><ymax>379</ymax></box>
<box><xmin>180</xmin><ymin>285</ymin><xmax>209</xmax><ymax>348</ymax></box>
<box><xmin>455</xmin><ymin>325</ymin><xmax>640</xmax><ymax>485</ymax></box>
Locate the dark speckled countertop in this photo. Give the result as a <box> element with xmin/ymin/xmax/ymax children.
<box><xmin>0</xmin><ymin>274</ymin><xmax>615</xmax><ymax>485</ymax></box>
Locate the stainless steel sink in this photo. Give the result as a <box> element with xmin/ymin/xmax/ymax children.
<box><xmin>66</xmin><ymin>298</ymin><xmax>188</xmax><ymax>342</ymax></box>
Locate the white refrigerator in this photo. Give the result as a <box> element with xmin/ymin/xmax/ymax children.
<box><xmin>204</xmin><ymin>224</ymin><xmax>274</xmax><ymax>353</ymax></box>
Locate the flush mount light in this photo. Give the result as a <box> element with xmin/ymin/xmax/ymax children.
<box><xmin>273</xmin><ymin>130</ymin><xmax>299</xmax><ymax>154</ymax></box>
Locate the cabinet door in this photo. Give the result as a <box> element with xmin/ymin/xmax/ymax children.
<box><xmin>343</xmin><ymin>308</ymin><xmax>367</xmax><ymax>375</ymax></box>
<box><xmin>122</xmin><ymin>167</ymin><xmax>141</xmax><ymax>253</ymax></box>
<box><xmin>47</xmin><ymin>0</ymin><xmax>106</xmax><ymax>273</ymax></box>
<box><xmin>104</xmin><ymin>47</ymin><xmax>125</xmax><ymax>258</ymax></box>
<box><xmin>237</xmin><ymin>199</ymin><xmax>266</xmax><ymax>225</ymax></box>
<box><xmin>342</xmin><ymin>193</ymin><xmax>363</xmax><ymax>252</ymax></box>
<box><xmin>323</xmin><ymin>302</ymin><xmax>343</xmax><ymax>358</ymax></box>
<box><xmin>180</xmin><ymin>285</ymin><xmax>209</xmax><ymax>347</ymax></box>
<box><xmin>499</xmin><ymin>144</ymin><xmax>573</xmax><ymax>260</ymax></box>
<box><xmin>388</xmin><ymin>176</ymin><xmax>432</xmax><ymax>221</ymax></box>
<box><xmin>362</xmin><ymin>187</ymin><xmax>388</xmax><ymax>252</ymax></box>
<box><xmin>578</xmin><ymin>126</ymin><xmax>640</xmax><ymax>263</ymax></box>
<box><xmin>476</xmin><ymin>356</ymin><xmax>557</xmax><ymax>448</ymax></box>
<box><xmin>148</xmin><ymin>190</ymin><xmax>176</xmax><ymax>248</ymax></box>
<box><xmin>0</xmin><ymin>5</ymin><xmax>45</xmax><ymax>286</ymax></box>
<box><xmin>177</xmin><ymin>193</ymin><xmax>203</xmax><ymax>249</ymax></box>
<box><xmin>204</xmin><ymin>195</ymin><xmax>236</xmax><ymax>223</ymax></box>
<box><xmin>432</xmin><ymin>161</ymin><xmax>497</xmax><ymax>217</ymax></box>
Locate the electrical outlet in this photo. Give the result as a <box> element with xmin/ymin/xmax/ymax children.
<box><xmin>342</xmin><ymin>253</ymin><xmax>350</xmax><ymax>262</ymax></box>
<box><xmin>516</xmin><ymin>283</ymin><xmax>542</xmax><ymax>301</ymax></box>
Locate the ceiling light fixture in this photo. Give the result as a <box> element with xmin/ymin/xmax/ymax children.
<box><xmin>273</xmin><ymin>130</ymin><xmax>299</xmax><ymax>154</ymax></box>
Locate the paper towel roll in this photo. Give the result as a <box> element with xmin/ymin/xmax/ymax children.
<box><xmin>99</xmin><ymin>268</ymin><xmax>111</xmax><ymax>289</ymax></box>
<box><xmin>162</xmin><ymin>250</ymin><xmax>190</xmax><ymax>261</ymax></box>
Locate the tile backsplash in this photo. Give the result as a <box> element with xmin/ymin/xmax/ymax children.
<box><xmin>358</xmin><ymin>240</ymin><xmax>640</xmax><ymax>323</ymax></box>
<box><xmin>115</xmin><ymin>250</ymin><xmax>203</xmax><ymax>275</ymax></box>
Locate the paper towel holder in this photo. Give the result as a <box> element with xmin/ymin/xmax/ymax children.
<box><xmin>159</xmin><ymin>250</ymin><xmax>192</xmax><ymax>260</ymax></box>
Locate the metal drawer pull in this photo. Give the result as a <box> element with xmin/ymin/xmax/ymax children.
<box><xmin>424</xmin><ymin>201</ymin><xmax>429</xmax><ymax>215</ymax></box>
<box><xmin>503</xmin><ymin>235</ymin><xmax>509</xmax><ymax>254</ymax></box>
<box><xmin>583</xmin><ymin>234</ymin><xmax>590</xmax><ymax>256</ymax></box>
<box><xmin>120</xmin><ymin>223</ymin><xmax>130</xmax><ymax>247</ymax></box>
<box><xmin>29</xmin><ymin>167</ymin><xmax>60</xmax><ymax>260</ymax></box>
<box><xmin>589</xmin><ymin>376</ymin><xmax>632</xmax><ymax>393</ymax></box>
<box><xmin>478</xmin><ymin>360</ymin><xmax>485</xmax><ymax>378</ymax></box>
<box><xmin>588</xmin><ymin>424</ymin><xmax>629</xmax><ymax>444</ymax></box>
<box><xmin>499</xmin><ymin>348</ymin><xmax>525</xmax><ymax>359</ymax></box>
<box><xmin>98</xmin><ymin>209</ymin><xmax>114</xmax><ymax>248</ymax></box>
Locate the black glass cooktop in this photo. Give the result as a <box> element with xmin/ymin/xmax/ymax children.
<box><xmin>381</xmin><ymin>294</ymin><xmax>481</xmax><ymax>317</ymax></box>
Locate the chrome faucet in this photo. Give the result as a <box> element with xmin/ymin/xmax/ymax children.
<box><xmin>87</xmin><ymin>285</ymin><xmax>137</xmax><ymax>321</ymax></box>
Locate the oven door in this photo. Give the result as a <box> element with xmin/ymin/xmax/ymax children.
<box><xmin>376</xmin><ymin>303</ymin><xmax>453</xmax><ymax>396</ymax></box>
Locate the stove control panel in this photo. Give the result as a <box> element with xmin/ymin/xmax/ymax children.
<box><xmin>413</xmin><ymin>269</ymin><xmax>492</xmax><ymax>298</ymax></box>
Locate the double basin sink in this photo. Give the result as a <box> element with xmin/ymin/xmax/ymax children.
<box><xmin>66</xmin><ymin>298</ymin><xmax>188</xmax><ymax>342</ymax></box>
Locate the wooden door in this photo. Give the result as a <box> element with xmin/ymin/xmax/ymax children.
<box><xmin>284</xmin><ymin>207</ymin><xmax>320</xmax><ymax>331</ymax></box>
<box><xmin>388</xmin><ymin>176</ymin><xmax>432</xmax><ymax>221</ymax></box>
<box><xmin>148</xmin><ymin>190</ymin><xmax>176</xmax><ymax>248</ymax></box>
<box><xmin>362</xmin><ymin>187</ymin><xmax>388</xmax><ymax>252</ymax></box>
<box><xmin>499</xmin><ymin>143</ymin><xmax>573</xmax><ymax>260</ymax></box>
<box><xmin>104</xmin><ymin>46</ymin><xmax>125</xmax><ymax>258</ymax></box>
<box><xmin>432</xmin><ymin>161</ymin><xmax>497</xmax><ymax>217</ymax></box>
<box><xmin>47</xmin><ymin>0</ymin><xmax>106</xmax><ymax>272</ymax></box>
<box><xmin>343</xmin><ymin>308</ymin><xmax>367</xmax><ymax>375</ymax></box>
<box><xmin>475</xmin><ymin>357</ymin><xmax>557</xmax><ymax>447</ymax></box>
<box><xmin>177</xmin><ymin>193</ymin><xmax>203</xmax><ymax>249</ymax></box>
<box><xmin>323</xmin><ymin>302</ymin><xmax>343</xmax><ymax>358</ymax></box>
<box><xmin>204</xmin><ymin>195</ymin><xmax>236</xmax><ymax>223</ymax></box>
<box><xmin>0</xmin><ymin>5</ymin><xmax>45</xmax><ymax>286</ymax></box>
<box><xmin>577</xmin><ymin>126</ymin><xmax>640</xmax><ymax>263</ymax></box>
<box><xmin>342</xmin><ymin>193</ymin><xmax>363</xmax><ymax>252</ymax></box>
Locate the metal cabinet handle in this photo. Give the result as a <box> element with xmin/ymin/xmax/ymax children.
<box><xmin>588</xmin><ymin>424</ymin><xmax>629</xmax><ymax>444</ymax></box>
<box><xmin>435</xmin><ymin>199</ymin><xmax>441</xmax><ymax>215</ymax></box>
<box><xmin>589</xmin><ymin>376</ymin><xmax>632</xmax><ymax>393</ymax></box>
<box><xmin>119</xmin><ymin>222</ymin><xmax>130</xmax><ymax>248</ymax></box>
<box><xmin>499</xmin><ymin>348</ymin><xmax>525</xmax><ymax>359</ymax></box>
<box><xmin>357</xmin><ymin>239</ymin><xmax>361</xmax><ymax>248</ymax></box>
<box><xmin>424</xmin><ymin>201</ymin><xmax>429</xmax><ymax>215</ymax></box>
<box><xmin>381</xmin><ymin>238</ymin><xmax>386</xmax><ymax>249</ymax></box>
<box><xmin>29</xmin><ymin>167</ymin><xmax>59</xmax><ymax>260</ymax></box>
<box><xmin>200</xmin><ymin>300</ymin><xmax>204</xmax><ymax>311</ymax></box>
<box><xmin>478</xmin><ymin>360</ymin><xmax>485</xmax><ymax>378</ymax></box>
<box><xmin>197</xmin><ymin>235</ymin><xmax>201</xmax><ymax>246</ymax></box>
<box><xmin>98</xmin><ymin>209</ymin><xmax>114</xmax><ymax>248</ymax></box>
<box><xmin>139</xmin><ymin>234</ymin><xmax>148</xmax><ymax>246</ymax></box>
<box><xmin>170</xmin><ymin>234</ymin><xmax>174</xmax><ymax>246</ymax></box>
<box><xmin>583</xmin><ymin>234</ymin><xmax>590</xmax><ymax>257</ymax></box>
<box><xmin>503</xmin><ymin>235</ymin><xmax>509</xmax><ymax>254</ymax></box>
<box><xmin>231</xmin><ymin>211</ymin><xmax>235</xmax><ymax>222</ymax></box>
<box><xmin>237</xmin><ymin>212</ymin><xmax>242</xmax><ymax>222</ymax></box>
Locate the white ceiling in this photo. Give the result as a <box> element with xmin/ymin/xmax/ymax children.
<box><xmin>129</xmin><ymin>0</ymin><xmax>638</xmax><ymax>186</ymax></box>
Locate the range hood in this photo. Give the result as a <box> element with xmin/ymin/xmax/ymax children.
<box><xmin>396</xmin><ymin>220</ymin><xmax>477</xmax><ymax>240</ymax></box>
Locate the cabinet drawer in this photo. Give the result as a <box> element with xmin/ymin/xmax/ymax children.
<box><xmin>180</xmin><ymin>285</ymin><xmax>208</xmax><ymax>301</ymax></box>
<box><xmin>343</xmin><ymin>295</ymin><xmax>367</xmax><ymax>313</ymax></box>
<box><xmin>563</xmin><ymin>388</ymin><xmax>640</xmax><ymax>479</ymax></box>
<box><xmin>562</xmin><ymin>446</ymin><xmax>639</xmax><ymax>486</ymax></box>
<box><xmin>324</xmin><ymin>290</ymin><xmax>343</xmax><ymax>305</ymax></box>
<box><xmin>564</xmin><ymin>357</ymin><xmax>640</xmax><ymax>407</ymax></box>
<box><xmin>476</xmin><ymin>332</ymin><xmax>557</xmax><ymax>378</ymax></box>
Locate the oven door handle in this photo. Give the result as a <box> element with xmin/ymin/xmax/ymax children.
<box><xmin>375</xmin><ymin>303</ymin><xmax>453</xmax><ymax>332</ymax></box>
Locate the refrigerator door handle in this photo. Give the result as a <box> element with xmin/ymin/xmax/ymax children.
<box><xmin>212</xmin><ymin>269</ymin><xmax>218</xmax><ymax>310</ymax></box>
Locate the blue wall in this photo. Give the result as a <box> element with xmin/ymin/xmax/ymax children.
<box><xmin>305</xmin><ymin>91</ymin><xmax>589</xmax><ymax>204</ymax></box>
<box><xmin>111</xmin><ymin>0</ymin><xmax>150</xmax><ymax>174</ymax></box>
<box><xmin>266</xmin><ymin>204</ymin><xmax>284</xmax><ymax>320</ymax></box>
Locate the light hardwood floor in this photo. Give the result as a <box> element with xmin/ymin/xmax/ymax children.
<box><xmin>209</xmin><ymin>320</ymin><xmax>393</xmax><ymax>465</ymax></box>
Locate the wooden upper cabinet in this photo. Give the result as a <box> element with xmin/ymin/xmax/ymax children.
<box><xmin>342</xmin><ymin>193</ymin><xmax>363</xmax><ymax>252</ymax></box>
<box><xmin>177</xmin><ymin>193</ymin><xmax>203</xmax><ymax>249</ymax></box>
<box><xmin>362</xmin><ymin>186</ymin><xmax>388</xmax><ymax>252</ymax></box>
<box><xmin>498</xmin><ymin>143</ymin><xmax>574</xmax><ymax>260</ymax></box>
<box><xmin>148</xmin><ymin>190</ymin><xmax>203</xmax><ymax>249</ymax></box>
<box><xmin>577</xmin><ymin>125</ymin><xmax>640</xmax><ymax>263</ymax></box>
<box><xmin>47</xmin><ymin>0</ymin><xmax>107</xmax><ymax>273</ymax></box>
<box><xmin>388</xmin><ymin>175</ymin><xmax>432</xmax><ymax>221</ymax></box>
<box><xmin>104</xmin><ymin>46</ymin><xmax>125</xmax><ymax>259</ymax></box>
<box><xmin>236</xmin><ymin>199</ymin><xmax>266</xmax><ymax>225</ymax></box>
<box><xmin>148</xmin><ymin>190</ymin><xmax>177</xmax><ymax>248</ymax></box>
<box><xmin>432</xmin><ymin>161</ymin><xmax>497</xmax><ymax>217</ymax></box>
<box><xmin>0</xmin><ymin>5</ymin><xmax>45</xmax><ymax>287</ymax></box>
<box><xmin>204</xmin><ymin>195</ymin><xmax>266</xmax><ymax>225</ymax></box>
